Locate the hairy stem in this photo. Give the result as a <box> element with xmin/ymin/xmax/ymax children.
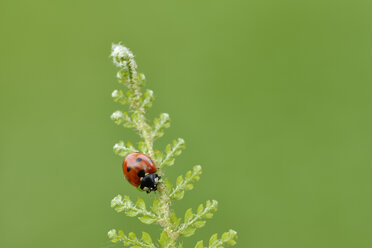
<box><xmin>158</xmin><ymin>185</ymin><xmax>178</xmax><ymax>247</ymax></box>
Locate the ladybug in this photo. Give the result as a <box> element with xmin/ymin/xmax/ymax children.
<box><xmin>123</xmin><ymin>152</ymin><xmax>160</xmax><ymax>193</ymax></box>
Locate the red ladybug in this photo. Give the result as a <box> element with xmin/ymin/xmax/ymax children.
<box><xmin>123</xmin><ymin>152</ymin><xmax>160</xmax><ymax>193</ymax></box>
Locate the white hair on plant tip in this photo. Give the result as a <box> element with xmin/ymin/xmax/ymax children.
<box><xmin>116</xmin><ymin>71</ymin><xmax>122</xmax><ymax>79</ymax></box>
<box><xmin>111</xmin><ymin>43</ymin><xmax>134</xmax><ymax>59</ymax></box>
<box><xmin>161</xmin><ymin>113</ymin><xmax>169</xmax><ymax>118</ymax></box>
<box><xmin>107</xmin><ymin>229</ymin><xmax>116</xmax><ymax>238</ymax></box>
<box><xmin>110</xmin><ymin>43</ymin><xmax>139</xmax><ymax>81</ymax></box>
<box><xmin>113</xmin><ymin>143</ymin><xmax>125</xmax><ymax>150</ymax></box>
<box><xmin>147</xmin><ymin>89</ymin><xmax>154</xmax><ymax>96</ymax></box>
<box><xmin>111</xmin><ymin>194</ymin><xmax>123</xmax><ymax>207</ymax></box>
<box><xmin>110</xmin><ymin>111</ymin><xmax>123</xmax><ymax>120</ymax></box>
<box><xmin>112</xmin><ymin>89</ymin><xmax>119</xmax><ymax>98</ymax></box>
<box><xmin>111</xmin><ymin>43</ymin><xmax>137</xmax><ymax>69</ymax></box>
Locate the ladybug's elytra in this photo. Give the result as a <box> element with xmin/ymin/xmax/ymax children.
<box><xmin>123</xmin><ymin>152</ymin><xmax>160</xmax><ymax>193</ymax></box>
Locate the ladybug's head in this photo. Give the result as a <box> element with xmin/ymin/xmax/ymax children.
<box><xmin>140</xmin><ymin>174</ymin><xmax>160</xmax><ymax>193</ymax></box>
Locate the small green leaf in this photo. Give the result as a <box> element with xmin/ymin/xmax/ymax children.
<box><xmin>194</xmin><ymin>221</ymin><xmax>206</xmax><ymax>228</ymax></box>
<box><xmin>181</xmin><ymin>228</ymin><xmax>196</xmax><ymax>237</ymax></box>
<box><xmin>160</xmin><ymin>113</ymin><xmax>170</xmax><ymax>126</ymax></box>
<box><xmin>131</xmin><ymin>112</ymin><xmax>141</xmax><ymax>124</ymax></box>
<box><xmin>153</xmin><ymin>150</ymin><xmax>164</xmax><ymax>165</ymax></box>
<box><xmin>165</xmin><ymin>144</ymin><xmax>172</xmax><ymax>153</ymax></box>
<box><xmin>111</xmin><ymin>195</ymin><xmax>123</xmax><ymax>208</ymax></box>
<box><xmin>117</xmin><ymin>230</ymin><xmax>125</xmax><ymax>239</ymax></box>
<box><xmin>128</xmin><ymin>232</ymin><xmax>137</xmax><ymax>240</ymax></box>
<box><xmin>185</xmin><ymin>171</ymin><xmax>192</xmax><ymax>179</ymax></box>
<box><xmin>138</xmin><ymin>141</ymin><xmax>148</xmax><ymax>154</ymax></box>
<box><xmin>166</xmin><ymin>158</ymin><xmax>175</xmax><ymax>167</ymax></box>
<box><xmin>123</xmin><ymin>195</ymin><xmax>132</xmax><ymax>204</ymax></box>
<box><xmin>158</xmin><ymin>231</ymin><xmax>171</xmax><ymax>248</ymax></box>
<box><xmin>141</xmin><ymin>232</ymin><xmax>153</xmax><ymax>244</ymax></box>
<box><xmin>112</xmin><ymin>89</ymin><xmax>126</xmax><ymax>103</ymax></box>
<box><xmin>123</xmin><ymin>114</ymin><xmax>135</xmax><ymax>128</ymax></box>
<box><xmin>185</xmin><ymin>184</ymin><xmax>194</xmax><ymax>190</ymax></box>
<box><xmin>172</xmin><ymin>190</ymin><xmax>184</xmax><ymax>200</ymax></box>
<box><xmin>227</xmin><ymin>239</ymin><xmax>237</xmax><ymax>246</ymax></box>
<box><xmin>125</xmin><ymin>210</ymin><xmax>138</xmax><ymax>217</ymax></box>
<box><xmin>163</xmin><ymin>178</ymin><xmax>173</xmax><ymax>193</ymax></box>
<box><xmin>142</xmin><ymin>89</ymin><xmax>154</xmax><ymax>108</ymax></box>
<box><xmin>176</xmin><ymin>175</ymin><xmax>184</xmax><ymax>186</ymax></box>
<box><xmin>194</xmin><ymin>241</ymin><xmax>204</xmax><ymax>248</ymax></box>
<box><xmin>136</xmin><ymin>197</ymin><xmax>146</xmax><ymax>210</ymax></box>
<box><xmin>193</xmin><ymin>165</ymin><xmax>202</xmax><ymax>172</ymax></box>
<box><xmin>203</xmin><ymin>213</ymin><xmax>213</xmax><ymax>219</ymax></box>
<box><xmin>151</xmin><ymin>198</ymin><xmax>161</xmax><ymax>215</ymax></box>
<box><xmin>197</xmin><ymin>204</ymin><xmax>204</xmax><ymax>214</ymax></box>
<box><xmin>111</xmin><ymin>237</ymin><xmax>120</xmax><ymax>243</ymax></box>
<box><xmin>170</xmin><ymin>212</ymin><xmax>181</xmax><ymax>228</ymax></box>
<box><xmin>184</xmin><ymin>208</ymin><xmax>193</xmax><ymax>223</ymax></box>
<box><xmin>114</xmin><ymin>205</ymin><xmax>125</xmax><ymax>213</ymax></box>
<box><xmin>221</xmin><ymin>232</ymin><xmax>230</xmax><ymax>242</ymax></box>
<box><xmin>221</xmin><ymin>229</ymin><xmax>238</xmax><ymax>246</ymax></box>
<box><xmin>211</xmin><ymin>200</ymin><xmax>218</xmax><ymax>211</ymax></box>
<box><xmin>138</xmin><ymin>215</ymin><xmax>157</xmax><ymax>224</ymax></box>
<box><xmin>209</xmin><ymin>234</ymin><xmax>218</xmax><ymax>246</ymax></box>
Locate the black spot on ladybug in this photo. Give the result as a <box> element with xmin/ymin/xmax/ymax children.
<box><xmin>136</xmin><ymin>158</ymin><xmax>142</xmax><ymax>162</ymax></box>
<box><xmin>137</xmin><ymin>169</ymin><xmax>145</xmax><ymax>178</ymax></box>
<box><xmin>127</xmin><ymin>167</ymin><xmax>131</xmax><ymax>172</ymax></box>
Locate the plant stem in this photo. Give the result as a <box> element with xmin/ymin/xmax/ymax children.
<box><xmin>158</xmin><ymin>185</ymin><xmax>177</xmax><ymax>247</ymax></box>
<box><xmin>124</xmin><ymin>67</ymin><xmax>176</xmax><ymax>248</ymax></box>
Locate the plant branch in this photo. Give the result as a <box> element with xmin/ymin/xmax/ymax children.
<box><xmin>108</xmin><ymin>43</ymin><xmax>237</xmax><ymax>248</ymax></box>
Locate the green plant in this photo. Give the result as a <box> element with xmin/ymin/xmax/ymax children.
<box><xmin>107</xmin><ymin>43</ymin><xmax>238</xmax><ymax>248</ymax></box>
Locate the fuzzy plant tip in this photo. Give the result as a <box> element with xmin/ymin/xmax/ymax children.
<box><xmin>107</xmin><ymin>42</ymin><xmax>237</xmax><ymax>248</ymax></box>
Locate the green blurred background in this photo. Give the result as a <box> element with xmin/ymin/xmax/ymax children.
<box><xmin>1</xmin><ymin>0</ymin><xmax>372</xmax><ymax>247</ymax></box>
